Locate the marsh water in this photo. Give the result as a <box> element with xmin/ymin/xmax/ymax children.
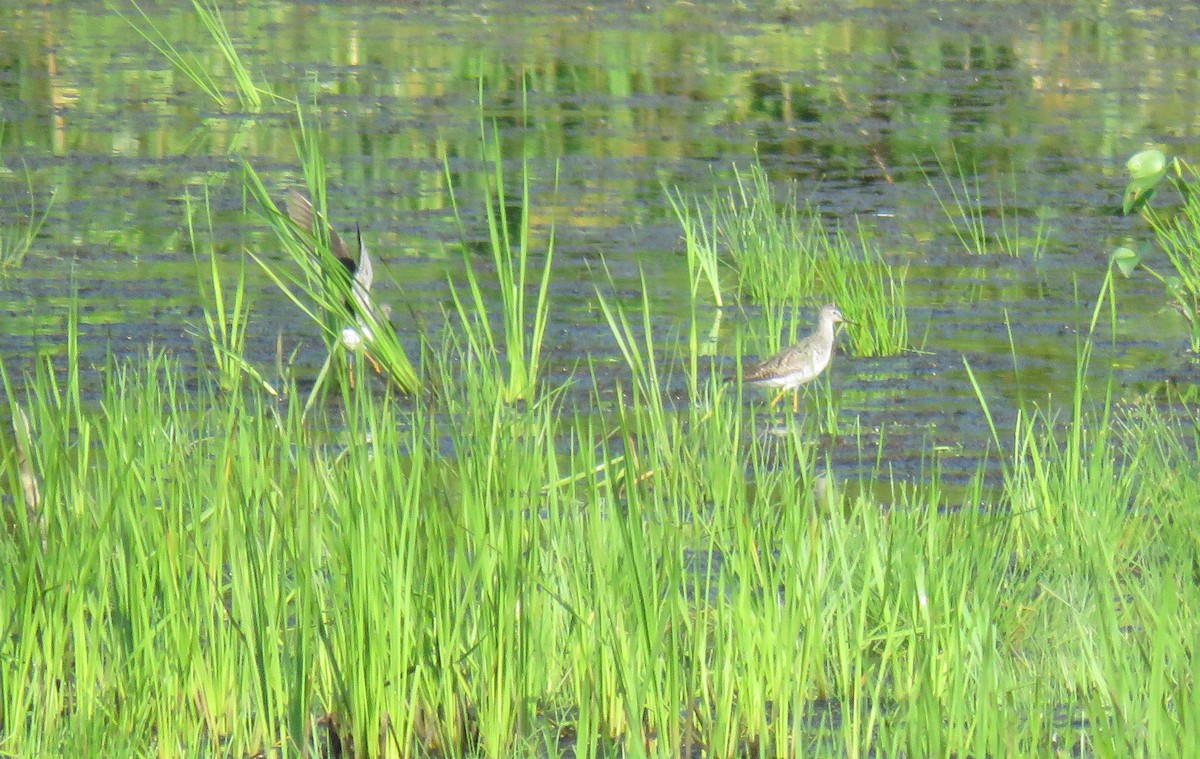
<box><xmin>3</xmin><ymin>0</ymin><xmax>1200</xmax><ymax>490</ymax></box>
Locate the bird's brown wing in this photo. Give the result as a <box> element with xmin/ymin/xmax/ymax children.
<box><xmin>285</xmin><ymin>189</ymin><xmax>355</xmax><ymax>273</ymax></box>
<box><xmin>743</xmin><ymin>336</ymin><xmax>822</xmax><ymax>382</ymax></box>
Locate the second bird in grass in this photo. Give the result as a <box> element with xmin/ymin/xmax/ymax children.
<box><xmin>742</xmin><ymin>303</ymin><xmax>848</xmax><ymax>412</ymax></box>
<box><xmin>285</xmin><ymin>190</ymin><xmax>392</xmax><ymax>357</ymax></box>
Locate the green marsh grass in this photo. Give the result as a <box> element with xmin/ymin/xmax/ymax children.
<box><xmin>680</xmin><ymin>162</ymin><xmax>907</xmax><ymax>359</ymax></box>
<box><xmin>185</xmin><ymin>186</ymin><xmax>276</xmax><ymax>395</ymax></box>
<box><xmin>117</xmin><ymin>0</ymin><xmax>265</xmax><ymax>114</ymax></box>
<box><xmin>721</xmin><ymin>163</ymin><xmax>821</xmax><ymax>307</ymax></box>
<box><xmin>926</xmin><ymin>149</ymin><xmax>1050</xmax><ymax>259</ymax></box>
<box><xmin>666</xmin><ymin>187</ymin><xmax>725</xmax><ymax>307</ymax></box>
<box><xmin>0</xmin><ymin>160</ymin><xmax>55</xmax><ymax>271</ymax></box>
<box><xmin>19</xmin><ymin>9</ymin><xmax>1195</xmax><ymax>756</ymax></box>
<box><xmin>4</xmin><ymin>306</ymin><xmax>1200</xmax><ymax>755</ymax></box>
<box><xmin>808</xmin><ymin>221</ymin><xmax>907</xmax><ymax>358</ymax></box>
<box><xmin>444</xmin><ymin>108</ymin><xmax>557</xmax><ymax>404</ymax></box>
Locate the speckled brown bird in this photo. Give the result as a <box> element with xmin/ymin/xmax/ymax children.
<box><xmin>742</xmin><ymin>303</ymin><xmax>847</xmax><ymax>412</ymax></box>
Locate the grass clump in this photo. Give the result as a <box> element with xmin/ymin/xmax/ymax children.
<box><xmin>807</xmin><ymin>221</ymin><xmax>907</xmax><ymax>358</ymax></box>
<box><xmin>722</xmin><ymin>163</ymin><xmax>822</xmax><ymax>308</ymax></box>
<box><xmin>672</xmin><ymin>162</ymin><xmax>908</xmax><ymax>359</ymax></box>
<box><xmin>925</xmin><ymin>148</ymin><xmax>1050</xmax><ymax>259</ymax></box>
<box><xmin>444</xmin><ymin>104</ymin><xmax>557</xmax><ymax>405</ymax></box>
<box><xmin>184</xmin><ymin>185</ymin><xmax>278</xmax><ymax>395</ymax></box>
<box><xmin>667</xmin><ymin>187</ymin><xmax>725</xmax><ymax>308</ymax></box>
<box><xmin>0</xmin><ymin>157</ymin><xmax>55</xmax><ymax>272</ymax></box>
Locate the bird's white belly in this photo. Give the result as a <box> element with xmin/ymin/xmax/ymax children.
<box><xmin>341</xmin><ymin>325</ymin><xmax>368</xmax><ymax>351</ymax></box>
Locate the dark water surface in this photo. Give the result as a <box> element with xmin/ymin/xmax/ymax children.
<box><xmin>3</xmin><ymin>0</ymin><xmax>1200</xmax><ymax>489</ymax></box>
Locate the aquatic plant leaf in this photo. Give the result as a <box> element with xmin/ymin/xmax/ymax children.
<box><xmin>1123</xmin><ymin>149</ymin><xmax>1169</xmax><ymax>214</ymax></box>
<box><xmin>1123</xmin><ymin>184</ymin><xmax>1156</xmax><ymax>215</ymax></box>
<box><xmin>1111</xmin><ymin>246</ymin><xmax>1140</xmax><ymax>278</ymax></box>
<box><xmin>1127</xmin><ymin>149</ymin><xmax>1167</xmax><ymax>180</ymax></box>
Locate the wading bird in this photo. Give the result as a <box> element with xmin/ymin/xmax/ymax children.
<box><xmin>742</xmin><ymin>303</ymin><xmax>848</xmax><ymax>413</ymax></box>
<box><xmin>286</xmin><ymin>190</ymin><xmax>392</xmax><ymax>374</ymax></box>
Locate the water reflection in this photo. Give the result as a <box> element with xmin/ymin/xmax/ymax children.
<box><xmin>0</xmin><ymin>0</ymin><xmax>1198</xmax><ymax>448</ymax></box>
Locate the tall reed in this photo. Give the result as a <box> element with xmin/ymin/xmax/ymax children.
<box><xmin>444</xmin><ymin>102</ymin><xmax>557</xmax><ymax>404</ymax></box>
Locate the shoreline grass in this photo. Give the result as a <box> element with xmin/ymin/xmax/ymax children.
<box><xmin>2</xmin><ymin>297</ymin><xmax>1198</xmax><ymax>756</ymax></box>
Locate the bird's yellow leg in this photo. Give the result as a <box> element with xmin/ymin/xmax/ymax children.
<box><xmin>770</xmin><ymin>388</ymin><xmax>787</xmax><ymax>408</ymax></box>
<box><xmin>792</xmin><ymin>389</ymin><xmax>800</xmax><ymax>414</ymax></box>
<box><xmin>364</xmin><ymin>351</ymin><xmax>384</xmax><ymax>375</ymax></box>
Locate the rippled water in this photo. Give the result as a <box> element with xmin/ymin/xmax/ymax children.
<box><xmin>3</xmin><ymin>0</ymin><xmax>1200</xmax><ymax>488</ymax></box>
